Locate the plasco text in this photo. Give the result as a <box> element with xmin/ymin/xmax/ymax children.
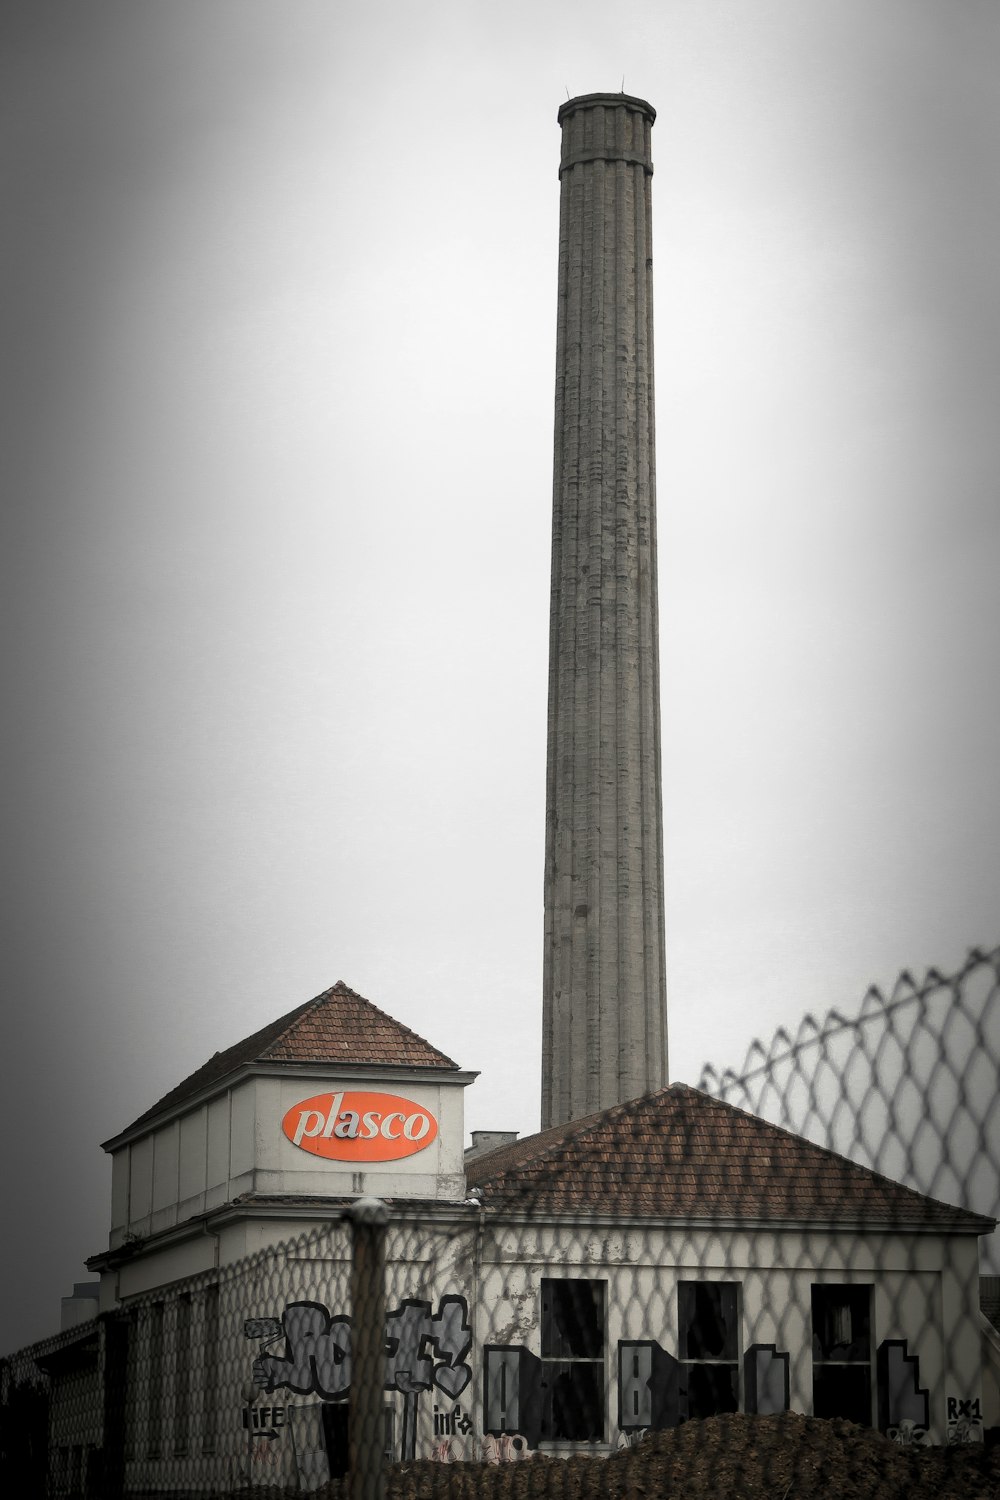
<box><xmin>281</xmin><ymin>1089</ymin><xmax>438</xmax><ymax>1162</ymax></box>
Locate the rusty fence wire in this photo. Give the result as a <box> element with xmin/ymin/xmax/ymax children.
<box><xmin>1</xmin><ymin>947</ymin><xmax>999</xmax><ymax>1498</ymax></box>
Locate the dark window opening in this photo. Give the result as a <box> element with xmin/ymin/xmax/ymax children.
<box><xmin>321</xmin><ymin>1401</ymin><xmax>349</xmax><ymax>1479</ymax></box>
<box><xmin>678</xmin><ymin>1283</ymin><xmax>739</xmax><ymax>1421</ymax></box>
<box><xmin>814</xmin><ymin>1364</ymin><xmax>873</xmax><ymax>1424</ymax></box>
<box><xmin>811</xmin><ymin>1285</ymin><xmax>872</xmax><ymax>1425</ymax></box>
<box><xmin>541</xmin><ymin>1361</ymin><xmax>604</xmax><ymax>1440</ymax></box>
<box><xmin>147</xmin><ymin>1301</ymin><xmax>165</xmax><ymax>1459</ymax></box>
<box><xmin>542</xmin><ymin>1279</ymin><xmax>604</xmax><ymax>1359</ymax></box>
<box><xmin>319</xmin><ymin>1404</ymin><xmax>391</xmax><ymax>1469</ymax></box>
<box><xmin>812</xmin><ymin>1284</ymin><xmax>871</xmax><ymax>1362</ymax></box>
<box><xmin>540</xmin><ymin>1279</ymin><xmax>605</xmax><ymax>1442</ymax></box>
<box><xmin>174</xmin><ymin>1293</ymin><xmax>192</xmax><ymax>1455</ymax></box>
<box><xmin>201</xmin><ymin>1284</ymin><xmax>220</xmax><ymax>1455</ymax></box>
<box><xmin>686</xmin><ymin>1362</ymin><xmax>739</xmax><ymax>1419</ymax></box>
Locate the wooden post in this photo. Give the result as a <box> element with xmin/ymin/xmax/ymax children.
<box><xmin>347</xmin><ymin>1197</ymin><xmax>388</xmax><ymax>1500</ymax></box>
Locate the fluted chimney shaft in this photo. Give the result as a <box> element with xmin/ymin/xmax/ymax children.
<box><xmin>541</xmin><ymin>93</ymin><xmax>667</xmax><ymax>1130</ymax></box>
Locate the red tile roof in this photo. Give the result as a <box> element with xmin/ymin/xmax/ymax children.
<box><xmin>466</xmin><ymin>1085</ymin><xmax>994</xmax><ymax>1232</ymax></box>
<box><xmin>119</xmin><ymin>981</ymin><xmax>458</xmax><ymax>1136</ymax></box>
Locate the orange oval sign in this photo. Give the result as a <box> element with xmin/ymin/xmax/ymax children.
<box><xmin>281</xmin><ymin>1090</ymin><xmax>438</xmax><ymax>1162</ymax></box>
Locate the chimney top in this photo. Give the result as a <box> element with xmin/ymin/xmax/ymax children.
<box><xmin>557</xmin><ymin>92</ymin><xmax>656</xmax><ymax>125</ymax></box>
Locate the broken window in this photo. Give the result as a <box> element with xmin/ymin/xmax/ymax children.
<box><xmin>811</xmin><ymin>1284</ymin><xmax>872</xmax><ymax>1425</ymax></box>
<box><xmin>678</xmin><ymin>1282</ymin><xmax>739</xmax><ymax>1420</ymax></box>
<box><xmin>540</xmin><ymin>1278</ymin><xmax>605</xmax><ymax>1441</ymax></box>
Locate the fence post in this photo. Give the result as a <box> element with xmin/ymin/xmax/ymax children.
<box><xmin>346</xmin><ymin>1197</ymin><xmax>388</xmax><ymax>1500</ymax></box>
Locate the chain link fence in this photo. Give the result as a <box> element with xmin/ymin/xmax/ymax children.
<box><xmin>2</xmin><ymin>947</ymin><xmax>1000</xmax><ymax>1498</ymax></box>
<box><xmin>699</xmin><ymin>945</ymin><xmax>1000</xmax><ymax>1273</ymax></box>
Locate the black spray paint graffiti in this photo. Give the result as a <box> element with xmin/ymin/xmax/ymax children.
<box><xmin>946</xmin><ymin>1395</ymin><xmax>983</xmax><ymax>1444</ymax></box>
<box><xmin>246</xmin><ymin>1308</ymin><xmax>351</xmax><ymax>1400</ymax></box>
<box><xmin>433</xmin><ymin>1402</ymin><xmax>473</xmax><ymax>1437</ymax></box>
<box><xmin>246</xmin><ymin>1307</ymin><xmax>938</xmax><ymax>1455</ymax></box>
<box><xmin>877</xmin><ymin>1340</ymin><xmax>928</xmax><ymax>1444</ymax></box>
<box><xmin>385</xmin><ymin>1298</ymin><xmax>472</xmax><ymax>1459</ymax></box>
<box><xmin>245</xmin><ymin>1296</ymin><xmax>472</xmax><ymax>1461</ymax></box>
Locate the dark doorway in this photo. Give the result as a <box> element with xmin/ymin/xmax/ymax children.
<box><xmin>321</xmin><ymin>1400</ymin><xmax>349</xmax><ymax>1479</ymax></box>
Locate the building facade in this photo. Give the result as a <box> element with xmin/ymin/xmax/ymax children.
<box><xmin>3</xmin><ymin>93</ymin><xmax>996</xmax><ymax>1496</ymax></box>
<box><xmin>3</xmin><ymin>980</ymin><xmax>993</xmax><ymax>1494</ymax></box>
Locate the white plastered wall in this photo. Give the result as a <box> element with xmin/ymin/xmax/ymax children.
<box><xmin>107</xmin><ymin>1069</ymin><xmax>469</xmax><ymax>1252</ymax></box>
<box><xmin>105</xmin><ymin>1210</ymin><xmax>989</xmax><ymax>1486</ymax></box>
<box><xmin>470</xmin><ymin>1219</ymin><xmax>985</xmax><ymax>1450</ymax></box>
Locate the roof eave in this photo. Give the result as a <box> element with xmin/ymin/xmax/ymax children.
<box><xmin>471</xmin><ymin>1204</ymin><xmax>995</xmax><ymax>1236</ymax></box>
<box><xmin>102</xmin><ymin>1060</ymin><xmax>478</xmax><ymax>1152</ymax></box>
<box><xmin>86</xmin><ymin>1194</ymin><xmax>481</xmax><ymax>1274</ymax></box>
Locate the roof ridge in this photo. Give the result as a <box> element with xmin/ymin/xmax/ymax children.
<box><xmin>466</xmin><ymin>1083</ymin><xmax>995</xmax><ymax>1231</ymax></box>
<box><xmin>110</xmin><ymin>978</ymin><xmax>459</xmax><ymax>1141</ymax></box>
<box><xmin>278</xmin><ymin>979</ymin><xmax>457</xmax><ymax>1067</ymax></box>
<box><xmin>254</xmin><ymin>985</ymin><xmax>355</xmax><ymax>1061</ymax></box>
<box><xmin>467</xmin><ymin>1088</ymin><xmax>671</xmax><ymax>1183</ymax></box>
<box><xmin>121</xmin><ymin>996</ymin><xmax>319</xmax><ymax>1132</ymax></box>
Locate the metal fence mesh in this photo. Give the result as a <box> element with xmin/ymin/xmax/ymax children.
<box><xmin>699</xmin><ymin>945</ymin><xmax>1000</xmax><ymax>1273</ymax></box>
<box><xmin>2</xmin><ymin>947</ymin><xmax>999</xmax><ymax>1498</ymax></box>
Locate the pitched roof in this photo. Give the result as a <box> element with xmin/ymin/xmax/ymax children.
<box><xmin>466</xmin><ymin>1084</ymin><xmax>995</xmax><ymax>1232</ymax></box>
<box><xmin>118</xmin><ymin>981</ymin><xmax>459</xmax><ymax>1137</ymax></box>
<box><xmin>981</xmin><ymin>1277</ymin><xmax>1000</xmax><ymax>1335</ymax></box>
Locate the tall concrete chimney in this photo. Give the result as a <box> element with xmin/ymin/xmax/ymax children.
<box><xmin>541</xmin><ymin>92</ymin><xmax>667</xmax><ymax>1130</ymax></box>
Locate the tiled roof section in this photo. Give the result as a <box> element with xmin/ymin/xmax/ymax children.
<box><xmin>982</xmin><ymin>1277</ymin><xmax>1000</xmax><ymax>1335</ymax></box>
<box><xmin>467</xmin><ymin>1085</ymin><xmax>995</xmax><ymax>1231</ymax></box>
<box><xmin>123</xmin><ymin>981</ymin><xmax>458</xmax><ymax>1134</ymax></box>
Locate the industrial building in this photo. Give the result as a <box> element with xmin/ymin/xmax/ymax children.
<box><xmin>2</xmin><ymin>976</ymin><xmax>994</xmax><ymax>1491</ymax></box>
<box><xmin>3</xmin><ymin>92</ymin><xmax>997</xmax><ymax>1493</ymax></box>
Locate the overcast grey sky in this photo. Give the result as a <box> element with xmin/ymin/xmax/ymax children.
<box><xmin>2</xmin><ymin>0</ymin><xmax>999</xmax><ymax>1353</ymax></box>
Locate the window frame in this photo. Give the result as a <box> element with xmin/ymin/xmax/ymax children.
<box><xmin>810</xmin><ymin>1283</ymin><xmax>874</xmax><ymax>1426</ymax></box>
<box><xmin>677</xmin><ymin>1280</ymin><xmax>741</xmax><ymax>1421</ymax></box>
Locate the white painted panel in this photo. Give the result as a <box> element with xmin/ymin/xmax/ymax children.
<box><xmin>116</xmin><ymin>1236</ymin><xmax>219</xmax><ymax>1300</ymax></box>
<box><xmin>207</xmin><ymin>1095</ymin><xmax>230</xmax><ymax>1188</ymax></box>
<box><xmin>179</xmin><ymin>1106</ymin><xmax>207</xmax><ymax>1202</ymax></box>
<box><xmin>230</xmin><ymin>1082</ymin><xmax>255</xmax><ymax>1178</ymax></box>
<box><xmin>129</xmin><ymin>1135</ymin><xmax>153</xmax><ymax>1224</ymax></box>
<box><xmin>152</xmin><ymin>1122</ymin><xmax>180</xmax><ymax>1211</ymax></box>
<box><xmin>110</xmin><ymin>1149</ymin><xmax>129</xmax><ymax>1231</ymax></box>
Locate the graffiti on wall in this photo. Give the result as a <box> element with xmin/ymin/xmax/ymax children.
<box><xmin>246</xmin><ymin>1309</ymin><xmax>351</xmax><ymax>1400</ymax></box>
<box><xmin>433</xmin><ymin>1402</ymin><xmax>473</xmax><ymax>1437</ymax></box>
<box><xmin>241</xmin><ymin>1403</ymin><xmax>286</xmax><ymax>1439</ymax></box>
<box><xmin>615</xmin><ymin>1428</ymin><xmax>647</xmax><ymax>1451</ymax></box>
<box><xmin>482</xmin><ymin>1343</ymin><xmax>542</xmax><ymax>1449</ymax></box>
<box><xmin>245</xmin><ymin>1296</ymin><xmax>937</xmax><ymax>1457</ymax></box>
<box><xmin>877</xmin><ymin>1341</ymin><xmax>928</xmax><ymax>1445</ymax></box>
<box><xmin>482</xmin><ymin>1431</ymin><xmax>532</xmax><ymax>1462</ymax></box>
<box><xmin>245</xmin><ymin>1295</ymin><xmax>472</xmax><ymax>1461</ymax></box>
<box><xmin>618</xmin><ymin>1341</ymin><xmax>679</xmax><ymax>1430</ymax></box>
<box><xmin>743</xmin><ymin>1344</ymin><xmax>790</xmax><ymax>1417</ymax></box>
<box><xmin>385</xmin><ymin>1298</ymin><xmax>472</xmax><ymax>1459</ymax></box>
<box><xmin>947</xmin><ymin>1395</ymin><xmax>983</xmax><ymax>1444</ymax></box>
